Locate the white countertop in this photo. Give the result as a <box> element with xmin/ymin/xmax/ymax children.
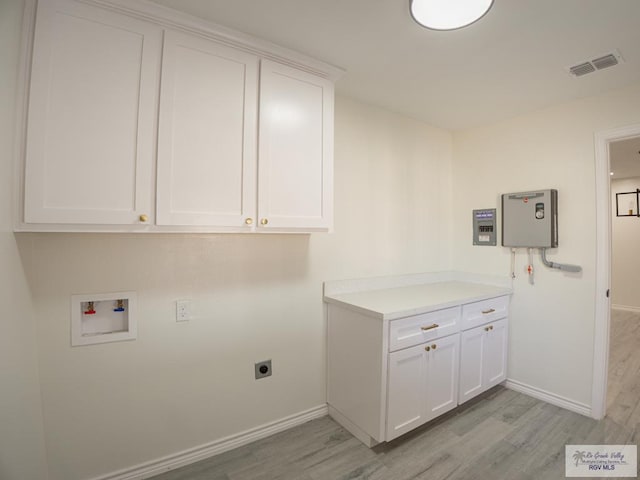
<box><xmin>324</xmin><ymin>281</ymin><xmax>512</xmax><ymax>320</ymax></box>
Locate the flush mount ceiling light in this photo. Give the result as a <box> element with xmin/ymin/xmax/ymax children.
<box><xmin>410</xmin><ymin>0</ymin><xmax>494</xmax><ymax>30</ymax></box>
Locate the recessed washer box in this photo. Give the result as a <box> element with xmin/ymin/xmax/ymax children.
<box><xmin>71</xmin><ymin>291</ymin><xmax>137</xmax><ymax>346</ymax></box>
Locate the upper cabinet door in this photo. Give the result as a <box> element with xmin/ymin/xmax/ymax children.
<box><xmin>24</xmin><ymin>0</ymin><xmax>161</xmax><ymax>225</ymax></box>
<box><xmin>257</xmin><ymin>60</ymin><xmax>334</xmax><ymax>231</ymax></box>
<box><xmin>156</xmin><ymin>31</ymin><xmax>258</xmax><ymax>227</ymax></box>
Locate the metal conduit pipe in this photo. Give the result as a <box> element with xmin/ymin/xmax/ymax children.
<box><xmin>540</xmin><ymin>248</ymin><xmax>582</xmax><ymax>273</ymax></box>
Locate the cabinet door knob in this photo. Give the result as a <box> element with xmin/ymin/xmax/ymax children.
<box><xmin>425</xmin><ymin>346</ymin><xmax>431</xmax><ymax>352</ymax></box>
<box><xmin>431</xmin><ymin>344</ymin><xmax>437</xmax><ymax>349</ymax></box>
<box><xmin>489</xmin><ymin>325</ymin><xmax>494</xmax><ymax>331</ymax></box>
<box><xmin>139</xmin><ymin>214</ymin><xmax>148</xmax><ymax>222</ymax></box>
<box><xmin>420</xmin><ymin>323</ymin><xmax>439</xmax><ymax>331</ymax></box>
<box><xmin>245</xmin><ymin>218</ymin><xmax>253</xmax><ymax>225</ymax></box>
<box><xmin>482</xmin><ymin>308</ymin><xmax>496</xmax><ymax>315</ymax></box>
<box><xmin>484</xmin><ymin>326</ymin><xmax>490</xmax><ymax>332</ymax></box>
<box><xmin>260</xmin><ymin>218</ymin><xmax>269</xmax><ymax>225</ymax></box>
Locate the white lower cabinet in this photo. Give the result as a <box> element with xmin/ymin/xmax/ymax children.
<box><xmin>459</xmin><ymin>318</ymin><xmax>508</xmax><ymax>404</ymax></box>
<box><xmin>387</xmin><ymin>333</ymin><xmax>459</xmax><ymax>441</ymax></box>
<box><xmin>325</xmin><ymin>282</ymin><xmax>510</xmax><ymax>446</ymax></box>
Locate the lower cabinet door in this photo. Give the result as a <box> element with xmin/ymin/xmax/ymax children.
<box><xmin>426</xmin><ymin>333</ymin><xmax>460</xmax><ymax>419</ymax></box>
<box><xmin>484</xmin><ymin>318</ymin><xmax>508</xmax><ymax>388</ymax></box>
<box><xmin>459</xmin><ymin>325</ymin><xmax>486</xmax><ymax>404</ymax></box>
<box><xmin>386</xmin><ymin>344</ymin><xmax>428</xmax><ymax>441</ymax></box>
<box><xmin>459</xmin><ymin>318</ymin><xmax>508</xmax><ymax>404</ymax></box>
<box><xmin>386</xmin><ymin>333</ymin><xmax>460</xmax><ymax>441</ymax></box>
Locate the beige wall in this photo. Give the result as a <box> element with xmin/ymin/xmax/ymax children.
<box><xmin>0</xmin><ymin>1</ymin><xmax>49</xmax><ymax>479</ymax></box>
<box><xmin>452</xmin><ymin>82</ymin><xmax>640</xmax><ymax>407</ymax></box>
<box><xmin>17</xmin><ymin>95</ymin><xmax>453</xmax><ymax>480</ymax></box>
<box><xmin>8</xmin><ymin>1</ymin><xmax>640</xmax><ymax>477</ymax></box>
<box><xmin>611</xmin><ymin>176</ymin><xmax>640</xmax><ymax>309</ymax></box>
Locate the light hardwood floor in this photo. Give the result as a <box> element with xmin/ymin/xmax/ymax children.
<box><xmin>151</xmin><ymin>310</ymin><xmax>639</xmax><ymax>480</ymax></box>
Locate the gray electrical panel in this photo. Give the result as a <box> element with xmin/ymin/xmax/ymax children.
<box><xmin>502</xmin><ymin>189</ymin><xmax>558</xmax><ymax>248</ymax></box>
<box><xmin>472</xmin><ymin>209</ymin><xmax>497</xmax><ymax>246</ymax></box>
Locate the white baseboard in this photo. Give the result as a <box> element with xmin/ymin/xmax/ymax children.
<box><xmin>612</xmin><ymin>304</ymin><xmax>640</xmax><ymax>313</ymax></box>
<box><xmin>505</xmin><ymin>379</ymin><xmax>591</xmax><ymax>417</ymax></box>
<box><xmin>90</xmin><ymin>404</ymin><xmax>328</xmax><ymax>480</ymax></box>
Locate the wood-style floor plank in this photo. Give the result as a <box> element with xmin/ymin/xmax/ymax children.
<box><xmin>151</xmin><ymin>309</ymin><xmax>640</xmax><ymax>479</ymax></box>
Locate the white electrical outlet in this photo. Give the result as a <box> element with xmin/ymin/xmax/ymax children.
<box><xmin>176</xmin><ymin>300</ymin><xmax>191</xmax><ymax>322</ymax></box>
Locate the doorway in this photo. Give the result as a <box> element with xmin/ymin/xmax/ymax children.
<box><xmin>607</xmin><ymin>137</ymin><xmax>640</xmax><ymax>424</ymax></box>
<box><xmin>592</xmin><ymin>124</ymin><xmax>640</xmax><ymax>419</ymax></box>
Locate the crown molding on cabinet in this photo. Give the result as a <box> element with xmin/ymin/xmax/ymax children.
<box><xmin>73</xmin><ymin>0</ymin><xmax>345</xmax><ymax>81</ymax></box>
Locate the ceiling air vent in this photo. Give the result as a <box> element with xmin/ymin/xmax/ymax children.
<box><xmin>567</xmin><ymin>49</ymin><xmax>624</xmax><ymax>78</ymax></box>
<box><xmin>592</xmin><ymin>54</ymin><xmax>619</xmax><ymax>70</ymax></box>
<box><xmin>569</xmin><ymin>62</ymin><xmax>596</xmax><ymax>77</ymax></box>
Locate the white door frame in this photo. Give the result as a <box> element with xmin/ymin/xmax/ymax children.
<box><xmin>592</xmin><ymin>123</ymin><xmax>640</xmax><ymax>419</ymax></box>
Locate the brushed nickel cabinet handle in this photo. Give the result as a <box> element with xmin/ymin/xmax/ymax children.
<box><xmin>425</xmin><ymin>346</ymin><xmax>431</xmax><ymax>352</ymax></box>
<box><xmin>421</xmin><ymin>323</ymin><xmax>439</xmax><ymax>331</ymax></box>
<box><xmin>431</xmin><ymin>344</ymin><xmax>437</xmax><ymax>350</ymax></box>
<box><xmin>482</xmin><ymin>308</ymin><xmax>496</xmax><ymax>314</ymax></box>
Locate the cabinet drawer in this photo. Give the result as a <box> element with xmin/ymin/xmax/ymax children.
<box><xmin>389</xmin><ymin>306</ymin><xmax>460</xmax><ymax>352</ymax></box>
<box><xmin>461</xmin><ymin>296</ymin><xmax>509</xmax><ymax>331</ymax></box>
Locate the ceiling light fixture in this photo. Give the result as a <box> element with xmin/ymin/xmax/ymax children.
<box><xmin>410</xmin><ymin>0</ymin><xmax>494</xmax><ymax>31</ymax></box>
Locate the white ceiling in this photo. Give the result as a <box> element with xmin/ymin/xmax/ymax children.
<box><xmin>147</xmin><ymin>0</ymin><xmax>640</xmax><ymax>131</ymax></box>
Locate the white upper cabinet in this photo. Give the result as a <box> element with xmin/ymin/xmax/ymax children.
<box><xmin>19</xmin><ymin>0</ymin><xmax>340</xmax><ymax>233</ymax></box>
<box><xmin>258</xmin><ymin>60</ymin><xmax>334</xmax><ymax>231</ymax></box>
<box><xmin>156</xmin><ymin>30</ymin><xmax>258</xmax><ymax>228</ymax></box>
<box><xmin>24</xmin><ymin>0</ymin><xmax>162</xmax><ymax>226</ymax></box>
